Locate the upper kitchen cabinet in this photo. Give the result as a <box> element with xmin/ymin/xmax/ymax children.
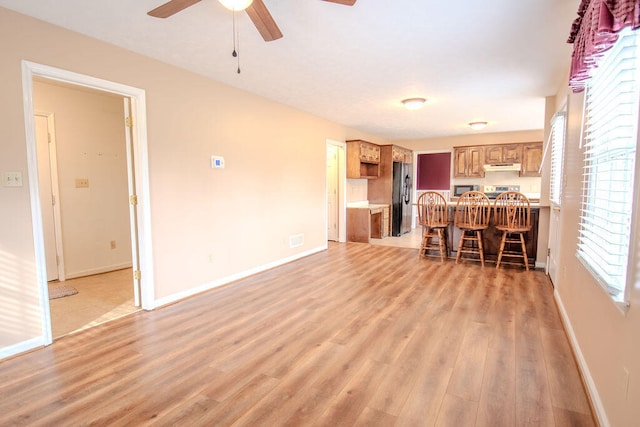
<box><xmin>453</xmin><ymin>146</ymin><xmax>485</xmax><ymax>178</ymax></box>
<box><xmin>520</xmin><ymin>142</ymin><xmax>543</xmax><ymax>177</ymax></box>
<box><xmin>347</xmin><ymin>140</ymin><xmax>380</xmax><ymax>179</ymax></box>
<box><xmin>392</xmin><ymin>146</ymin><xmax>413</xmax><ymax>163</ymax></box>
<box><xmin>484</xmin><ymin>144</ymin><xmax>522</xmax><ymax>165</ymax></box>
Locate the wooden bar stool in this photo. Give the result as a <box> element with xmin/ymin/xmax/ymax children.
<box><xmin>454</xmin><ymin>191</ymin><xmax>491</xmax><ymax>267</ymax></box>
<box><xmin>494</xmin><ymin>191</ymin><xmax>531</xmax><ymax>270</ymax></box>
<box><xmin>417</xmin><ymin>191</ymin><xmax>449</xmax><ymax>262</ymax></box>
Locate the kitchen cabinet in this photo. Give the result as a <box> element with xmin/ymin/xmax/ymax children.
<box><xmin>520</xmin><ymin>142</ymin><xmax>543</xmax><ymax>177</ymax></box>
<box><xmin>453</xmin><ymin>146</ymin><xmax>485</xmax><ymax>178</ymax></box>
<box><xmin>392</xmin><ymin>146</ymin><xmax>412</xmax><ymax>163</ymax></box>
<box><xmin>347</xmin><ymin>140</ymin><xmax>380</xmax><ymax>179</ymax></box>
<box><xmin>347</xmin><ymin>204</ymin><xmax>390</xmax><ymax>242</ymax></box>
<box><xmin>484</xmin><ymin>144</ymin><xmax>522</xmax><ymax>165</ymax></box>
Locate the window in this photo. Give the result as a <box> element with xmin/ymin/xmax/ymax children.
<box><xmin>577</xmin><ymin>27</ymin><xmax>640</xmax><ymax>303</ymax></box>
<box><xmin>549</xmin><ymin>110</ymin><xmax>566</xmax><ymax>206</ymax></box>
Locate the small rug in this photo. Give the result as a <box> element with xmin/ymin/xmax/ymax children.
<box><xmin>49</xmin><ymin>285</ymin><xmax>78</xmax><ymax>300</ymax></box>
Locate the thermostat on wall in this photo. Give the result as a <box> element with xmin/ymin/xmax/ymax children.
<box><xmin>211</xmin><ymin>156</ymin><xmax>225</xmax><ymax>169</ymax></box>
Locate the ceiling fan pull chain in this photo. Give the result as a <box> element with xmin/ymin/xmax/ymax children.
<box><xmin>232</xmin><ymin>9</ymin><xmax>237</xmax><ymax>58</ymax></box>
<box><xmin>237</xmin><ymin>33</ymin><xmax>241</xmax><ymax>74</ymax></box>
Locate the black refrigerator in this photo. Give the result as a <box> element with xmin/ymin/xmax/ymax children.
<box><xmin>392</xmin><ymin>162</ymin><xmax>413</xmax><ymax>236</ymax></box>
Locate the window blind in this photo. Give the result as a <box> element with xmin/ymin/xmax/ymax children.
<box><xmin>577</xmin><ymin>28</ymin><xmax>640</xmax><ymax>300</ymax></box>
<box><xmin>549</xmin><ymin>111</ymin><xmax>566</xmax><ymax>206</ymax></box>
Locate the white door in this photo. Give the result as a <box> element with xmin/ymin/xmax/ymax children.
<box><xmin>35</xmin><ymin>113</ymin><xmax>63</xmax><ymax>281</ymax></box>
<box><xmin>327</xmin><ymin>144</ymin><xmax>339</xmax><ymax>241</ymax></box>
<box><xmin>546</xmin><ymin>109</ymin><xmax>567</xmax><ymax>285</ymax></box>
<box><xmin>124</xmin><ymin>99</ymin><xmax>142</xmax><ymax>307</ymax></box>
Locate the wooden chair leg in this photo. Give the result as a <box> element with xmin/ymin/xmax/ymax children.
<box><xmin>437</xmin><ymin>228</ymin><xmax>446</xmax><ymax>263</ymax></box>
<box><xmin>519</xmin><ymin>232</ymin><xmax>529</xmax><ymax>271</ymax></box>
<box><xmin>456</xmin><ymin>230</ymin><xmax>465</xmax><ymax>264</ymax></box>
<box><xmin>476</xmin><ymin>230</ymin><xmax>484</xmax><ymax>267</ymax></box>
<box><xmin>496</xmin><ymin>231</ymin><xmax>507</xmax><ymax>269</ymax></box>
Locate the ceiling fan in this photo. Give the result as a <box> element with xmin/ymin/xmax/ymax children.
<box><xmin>147</xmin><ymin>0</ymin><xmax>357</xmax><ymax>42</ymax></box>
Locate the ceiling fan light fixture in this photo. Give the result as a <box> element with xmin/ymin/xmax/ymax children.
<box><xmin>218</xmin><ymin>0</ymin><xmax>254</xmax><ymax>11</ymax></box>
<box><xmin>468</xmin><ymin>121</ymin><xmax>488</xmax><ymax>130</ymax></box>
<box><xmin>401</xmin><ymin>98</ymin><xmax>426</xmax><ymax>110</ymax></box>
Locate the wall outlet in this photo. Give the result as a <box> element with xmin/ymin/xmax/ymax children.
<box><xmin>110</xmin><ymin>240</ymin><xmax>116</xmax><ymax>250</ymax></box>
<box><xmin>2</xmin><ymin>171</ymin><xmax>23</xmax><ymax>187</ymax></box>
<box><xmin>75</xmin><ymin>178</ymin><xmax>89</xmax><ymax>188</ymax></box>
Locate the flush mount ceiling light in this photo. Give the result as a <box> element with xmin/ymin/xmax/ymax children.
<box><xmin>401</xmin><ymin>98</ymin><xmax>426</xmax><ymax>110</ymax></box>
<box><xmin>218</xmin><ymin>0</ymin><xmax>254</xmax><ymax>11</ymax></box>
<box><xmin>468</xmin><ymin>121</ymin><xmax>488</xmax><ymax>130</ymax></box>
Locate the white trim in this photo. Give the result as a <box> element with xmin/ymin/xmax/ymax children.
<box><xmin>64</xmin><ymin>263</ymin><xmax>134</xmax><ymax>280</ymax></box>
<box><xmin>0</xmin><ymin>337</ymin><xmax>45</xmax><ymax>361</ymax></box>
<box><xmin>20</xmin><ymin>61</ymin><xmax>155</xmax><ymax>349</ymax></box>
<box><xmin>554</xmin><ymin>289</ymin><xmax>610</xmax><ymax>427</ymax></box>
<box><xmin>153</xmin><ymin>245</ymin><xmax>327</xmax><ymax>309</ymax></box>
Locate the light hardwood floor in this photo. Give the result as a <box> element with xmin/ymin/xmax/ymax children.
<box><xmin>0</xmin><ymin>243</ymin><xmax>595</xmax><ymax>426</ymax></box>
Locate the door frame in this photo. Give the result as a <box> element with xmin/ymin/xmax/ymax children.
<box><xmin>21</xmin><ymin>61</ymin><xmax>155</xmax><ymax>345</ymax></box>
<box><xmin>34</xmin><ymin>111</ymin><xmax>66</xmax><ymax>282</ymax></box>
<box><xmin>326</xmin><ymin>139</ymin><xmax>347</xmax><ymax>243</ymax></box>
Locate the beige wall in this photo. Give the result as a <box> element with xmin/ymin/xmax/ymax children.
<box><xmin>0</xmin><ymin>7</ymin><xmax>347</xmax><ymax>352</ymax></box>
<box><xmin>551</xmin><ymin>78</ymin><xmax>640</xmax><ymax>425</ymax></box>
<box><xmin>33</xmin><ymin>81</ymin><xmax>132</xmax><ymax>278</ymax></box>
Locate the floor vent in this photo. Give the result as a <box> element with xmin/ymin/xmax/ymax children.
<box><xmin>289</xmin><ymin>234</ymin><xmax>304</xmax><ymax>248</ymax></box>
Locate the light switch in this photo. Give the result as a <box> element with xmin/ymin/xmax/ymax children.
<box><xmin>2</xmin><ymin>171</ymin><xmax>23</xmax><ymax>187</ymax></box>
<box><xmin>211</xmin><ymin>156</ymin><xmax>225</xmax><ymax>169</ymax></box>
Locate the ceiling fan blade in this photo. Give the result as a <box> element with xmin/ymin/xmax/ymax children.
<box><xmin>321</xmin><ymin>0</ymin><xmax>357</xmax><ymax>5</ymax></box>
<box><xmin>148</xmin><ymin>0</ymin><xmax>202</xmax><ymax>18</ymax></box>
<box><xmin>245</xmin><ymin>0</ymin><xmax>283</xmax><ymax>42</ymax></box>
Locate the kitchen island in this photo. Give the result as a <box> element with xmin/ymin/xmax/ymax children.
<box><xmin>438</xmin><ymin>204</ymin><xmax>541</xmax><ymax>265</ymax></box>
<box><xmin>346</xmin><ymin>203</ymin><xmax>390</xmax><ymax>243</ymax></box>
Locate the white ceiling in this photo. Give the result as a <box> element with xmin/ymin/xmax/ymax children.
<box><xmin>0</xmin><ymin>0</ymin><xmax>579</xmax><ymax>140</ymax></box>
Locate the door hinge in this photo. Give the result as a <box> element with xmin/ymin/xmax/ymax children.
<box><xmin>134</xmin><ymin>270</ymin><xmax>142</xmax><ymax>280</ymax></box>
<box><xmin>547</xmin><ymin>248</ymin><xmax>551</xmax><ymax>256</ymax></box>
<box><xmin>47</xmin><ymin>133</ymin><xmax>52</xmax><ymax>144</ymax></box>
<box><xmin>51</xmin><ymin>194</ymin><xmax>56</xmax><ymax>206</ymax></box>
<box><xmin>129</xmin><ymin>195</ymin><xmax>138</xmax><ymax>205</ymax></box>
<box><xmin>125</xmin><ymin>116</ymin><xmax>134</xmax><ymax>127</ymax></box>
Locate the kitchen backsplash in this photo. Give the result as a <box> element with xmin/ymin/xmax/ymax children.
<box><xmin>347</xmin><ymin>179</ymin><xmax>368</xmax><ymax>203</ymax></box>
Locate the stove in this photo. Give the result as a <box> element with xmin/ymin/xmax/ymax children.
<box><xmin>483</xmin><ymin>185</ymin><xmax>520</xmax><ymax>199</ymax></box>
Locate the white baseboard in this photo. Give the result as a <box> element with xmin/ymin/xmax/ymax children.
<box><xmin>535</xmin><ymin>260</ymin><xmax>546</xmax><ymax>269</ymax></box>
<box><xmin>65</xmin><ymin>262</ymin><xmax>133</xmax><ymax>280</ymax></box>
<box><xmin>554</xmin><ymin>289</ymin><xmax>610</xmax><ymax>427</ymax></box>
<box><xmin>153</xmin><ymin>245</ymin><xmax>328</xmax><ymax>309</ymax></box>
<box><xmin>0</xmin><ymin>337</ymin><xmax>45</xmax><ymax>360</ymax></box>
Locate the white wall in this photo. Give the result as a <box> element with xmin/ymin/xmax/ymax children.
<box><xmin>33</xmin><ymin>80</ymin><xmax>132</xmax><ymax>278</ymax></box>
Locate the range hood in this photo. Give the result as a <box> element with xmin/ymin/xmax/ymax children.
<box><xmin>483</xmin><ymin>163</ymin><xmax>521</xmax><ymax>172</ymax></box>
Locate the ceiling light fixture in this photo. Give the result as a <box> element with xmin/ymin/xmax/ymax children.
<box><xmin>468</xmin><ymin>121</ymin><xmax>488</xmax><ymax>130</ymax></box>
<box><xmin>218</xmin><ymin>0</ymin><xmax>254</xmax><ymax>11</ymax></box>
<box><xmin>401</xmin><ymin>98</ymin><xmax>426</xmax><ymax>110</ymax></box>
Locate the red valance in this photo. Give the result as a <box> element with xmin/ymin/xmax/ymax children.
<box><xmin>567</xmin><ymin>0</ymin><xmax>640</xmax><ymax>92</ymax></box>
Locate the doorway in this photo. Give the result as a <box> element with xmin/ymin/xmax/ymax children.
<box><xmin>22</xmin><ymin>61</ymin><xmax>154</xmax><ymax>345</ymax></box>
<box><xmin>326</xmin><ymin>140</ymin><xmax>347</xmax><ymax>243</ymax></box>
<box><xmin>33</xmin><ymin>82</ymin><xmax>138</xmax><ymax>338</ymax></box>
